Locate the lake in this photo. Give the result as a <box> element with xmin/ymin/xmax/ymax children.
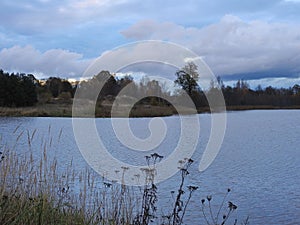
<box><xmin>0</xmin><ymin>110</ymin><xmax>299</xmax><ymax>224</ymax></box>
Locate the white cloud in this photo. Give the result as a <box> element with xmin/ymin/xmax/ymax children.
<box><xmin>0</xmin><ymin>45</ymin><xmax>91</xmax><ymax>78</ymax></box>
<box><xmin>184</xmin><ymin>57</ymin><xmax>204</xmax><ymax>63</ymax></box>
<box><xmin>121</xmin><ymin>15</ymin><xmax>300</xmax><ymax>77</ymax></box>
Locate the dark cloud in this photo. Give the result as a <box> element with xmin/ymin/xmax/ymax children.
<box><xmin>1</xmin><ymin>0</ymin><xmax>300</xmax><ymax>83</ymax></box>
<box><xmin>122</xmin><ymin>16</ymin><xmax>300</xmax><ymax>78</ymax></box>
<box><xmin>1</xmin><ymin>0</ymin><xmax>300</xmax><ymax>35</ymax></box>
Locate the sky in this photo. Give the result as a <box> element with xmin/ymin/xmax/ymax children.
<box><xmin>1</xmin><ymin>0</ymin><xmax>300</xmax><ymax>87</ymax></box>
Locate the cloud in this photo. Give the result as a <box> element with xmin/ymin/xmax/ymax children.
<box><xmin>121</xmin><ymin>15</ymin><xmax>300</xmax><ymax>77</ymax></box>
<box><xmin>1</xmin><ymin>0</ymin><xmax>300</xmax><ymax>83</ymax></box>
<box><xmin>0</xmin><ymin>0</ymin><xmax>129</xmax><ymax>34</ymax></box>
<box><xmin>2</xmin><ymin>0</ymin><xmax>300</xmax><ymax>35</ymax></box>
<box><xmin>0</xmin><ymin>45</ymin><xmax>91</xmax><ymax>78</ymax></box>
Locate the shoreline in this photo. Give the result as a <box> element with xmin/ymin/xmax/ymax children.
<box><xmin>1</xmin><ymin>103</ymin><xmax>300</xmax><ymax>118</ymax></box>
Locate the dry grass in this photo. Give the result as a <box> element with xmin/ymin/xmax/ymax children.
<box><xmin>0</xmin><ymin>129</ymin><xmax>142</xmax><ymax>225</ymax></box>
<box><xmin>0</xmin><ymin>127</ymin><xmax>247</xmax><ymax>225</ymax></box>
<box><xmin>0</xmin><ymin>104</ymin><xmax>72</xmax><ymax>117</ymax></box>
<box><xmin>0</xmin><ymin>103</ymin><xmax>176</xmax><ymax>118</ymax></box>
<box><xmin>1</xmin><ymin>98</ymin><xmax>300</xmax><ymax>118</ymax></box>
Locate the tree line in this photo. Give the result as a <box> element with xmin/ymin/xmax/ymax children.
<box><xmin>174</xmin><ymin>62</ymin><xmax>300</xmax><ymax>108</ymax></box>
<box><xmin>0</xmin><ymin>70</ymin><xmax>37</xmax><ymax>107</ymax></box>
<box><xmin>1</xmin><ymin>66</ymin><xmax>300</xmax><ymax>109</ymax></box>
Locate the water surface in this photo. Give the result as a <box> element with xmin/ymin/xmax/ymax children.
<box><xmin>0</xmin><ymin>110</ymin><xmax>299</xmax><ymax>224</ymax></box>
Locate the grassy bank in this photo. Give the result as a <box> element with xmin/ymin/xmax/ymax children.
<box><xmin>0</xmin><ymin>102</ymin><xmax>180</xmax><ymax>118</ymax></box>
<box><xmin>0</xmin><ymin>104</ymin><xmax>72</xmax><ymax>117</ymax></box>
<box><xmin>1</xmin><ymin>101</ymin><xmax>300</xmax><ymax>118</ymax></box>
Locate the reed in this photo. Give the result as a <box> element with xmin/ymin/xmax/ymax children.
<box><xmin>0</xmin><ymin>127</ymin><xmax>247</xmax><ymax>224</ymax></box>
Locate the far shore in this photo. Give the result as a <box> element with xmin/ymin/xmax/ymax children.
<box><xmin>1</xmin><ymin>102</ymin><xmax>300</xmax><ymax>118</ymax></box>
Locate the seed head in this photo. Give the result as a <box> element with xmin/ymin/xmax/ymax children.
<box><xmin>207</xmin><ymin>195</ymin><xmax>212</xmax><ymax>201</ymax></box>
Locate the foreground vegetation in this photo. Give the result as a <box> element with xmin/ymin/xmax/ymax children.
<box><xmin>0</xmin><ymin>129</ymin><xmax>249</xmax><ymax>224</ymax></box>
